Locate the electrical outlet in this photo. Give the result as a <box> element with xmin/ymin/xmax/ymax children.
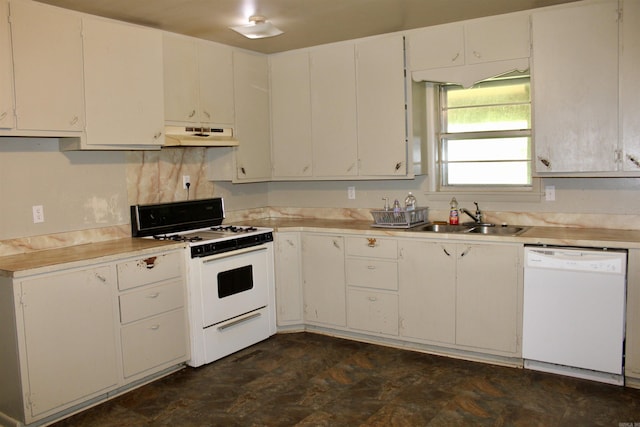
<box><xmin>183</xmin><ymin>175</ymin><xmax>191</xmax><ymax>189</ymax></box>
<box><xmin>32</xmin><ymin>205</ymin><xmax>44</xmax><ymax>223</ymax></box>
<box><xmin>545</xmin><ymin>185</ymin><xmax>556</xmax><ymax>201</ymax></box>
<box><xmin>347</xmin><ymin>186</ymin><xmax>356</xmax><ymax>200</ymax></box>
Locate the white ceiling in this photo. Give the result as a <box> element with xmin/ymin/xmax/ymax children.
<box><xmin>35</xmin><ymin>0</ymin><xmax>579</xmax><ymax>54</ymax></box>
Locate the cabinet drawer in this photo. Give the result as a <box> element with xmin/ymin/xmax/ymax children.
<box><xmin>117</xmin><ymin>250</ymin><xmax>182</xmax><ymax>291</ymax></box>
<box><xmin>121</xmin><ymin>309</ymin><xmax>188</xmax><ymax>378</ymax></box>
<box><xmin>347</xmin><ymin>288</ymin><xmax>398</xmax><ymax>335</ymax></box>
<box><xmin>346</xmin><ymin>258</ymin><xmax>398</xmax><ymax>290</ymax></box>
<box><xmin>346</xmin><ymin>236</ymin><xmax>397</xmax><ymax>259</ymax></box>
<box><xmin>119</xmin><ymin>279</ymin><xmax>184</xmax><ymax>324</ymax></box>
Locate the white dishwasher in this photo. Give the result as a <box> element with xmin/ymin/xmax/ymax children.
<box><xmin>522</xmin><ymin>246</ymin><xmax>627</xmax><ymax>385</ymax></box>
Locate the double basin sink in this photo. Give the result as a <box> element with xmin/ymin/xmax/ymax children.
<box><xmin>416</xmin><ymin>223</ymin><xmax>529</xmax><ymax>236</ymax></box>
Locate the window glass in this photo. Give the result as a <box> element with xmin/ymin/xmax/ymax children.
<box><xmin>439</xmin><ymin>76</ymin><xmax>532</xmax><ymax>188</ymax></box>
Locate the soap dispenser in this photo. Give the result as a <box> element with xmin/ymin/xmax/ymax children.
<box><xmin>404</xmin><ymin>192</ymin><xmax>416</xmax><ymax>211</ymax></box>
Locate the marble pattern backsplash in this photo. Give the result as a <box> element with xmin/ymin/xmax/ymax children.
<box><xmin>1</xmin><ymin>143</ymin><xmax>640</xmax><ymax>256</ymax></box>
<box><xmin>2</xmin><ymin>205</ymin><xmax>640</xmax><ymax>257</ymax></box>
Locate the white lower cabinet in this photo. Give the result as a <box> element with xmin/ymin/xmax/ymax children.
<box><xmin>274</xmin><ymin>232</ymin><xmax>304</xmax><ymax>326</ymax></box>
<box><xmin>399</xmin><ymin>239</ymin><xmax>521</xmax><ymax>355</ymax></box>
<box><xmin>286</xmin><ymin>231</ymin><xmax>523</xmax><ymax>359</ymax></box>
<box><xmin>301</xmin><ymin>233</ymin><xmax>346</xmax><ymax>327</ymax></box>
<box><xmin>345</xmin><ymin>236</ymin><xmax>399</xmax><ymax>335</ymax></box>
<box><xmin>0</xmin><ymin>248</ymin><xmax>187</xmax><ymax>426</ymax></box>
<box><xmin>398</xmin><ymin>240</ymin><xmax>456</xmax><ymax>344</ymax></box>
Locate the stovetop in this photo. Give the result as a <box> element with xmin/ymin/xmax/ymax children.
<box><xmin>152</xmin><ymin>225</ymin><xmax>266</xmax><ymax>243</ymax></box>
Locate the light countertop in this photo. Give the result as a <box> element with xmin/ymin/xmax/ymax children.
<box><xmin>3</xmin><ymin>219</ymin><xmax>640</xmax><ymax>277</ymax></box>
<box><xmin>0</xmin><ymin>238</ymin><xmax>185</xmax><ymax>278</ymax></box>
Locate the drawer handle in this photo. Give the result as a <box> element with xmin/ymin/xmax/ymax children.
<box><xmin>188</xmin><ymin>109</ymin><xmax>196</xmax><ymax>118</ymax></box>
<box><xmin>150</xmin><ymin>324</ymin><xmax>160</xmax><ymax>330</ymax></box>
<box><xmin>147</xmin><ymin>292</ymin><xmax>160</xmax><ymax>298</ymax></box>
<box><xmin>367</xmin><ymin>265</ymin><xmax>376</xmax><ymax>270</ymax></box>
<box><xmin>367</xmin><ymin>238</ymin><xmax>377</xmax><ymax>248</ymax></box>
<box><xmin>368</xmin><ymin>296</ymin><xmax>378</xmax><ymax>302</ymax></box>
<box><xmin>95</xmin><ymin>273</ymin><xmax>107</xmax><ymax>283</ymax></box>
<box><xmin>143</xmin><ymin>256</ymin><xmax>157</xmax><ymax>269</ymax></box>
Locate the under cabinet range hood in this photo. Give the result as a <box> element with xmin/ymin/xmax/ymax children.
<box><xmin>164</xmin><ymin>125</ymin><xmax>239</xmax><ymax>147</ymax></box>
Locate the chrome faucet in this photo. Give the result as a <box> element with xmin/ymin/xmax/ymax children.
<box><xmin>460</xmin><ymin>201</ymin><xmax>483</xmax><ymax>224</ymax></box>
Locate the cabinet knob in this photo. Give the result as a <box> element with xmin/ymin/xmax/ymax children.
<box><xmin>451</xmin><ymin>52</ymin><xmax>460</xmax><ymax>62</ymax></box>
<box><xmin>147</xmin><ymin>292</ymin><xmax>160</xmax><ymax>298</ymax></box>
<box><xmin>188</xmin><ymin>110</ymin><xmax>196</xmax><ymax>118</ymax></box>
<box><xmin>150</xmin><ymin>324</ymin><xmax>160</xmax><ymax>330</ymax></box>
<box><xmin>95</xmin><ymin>273</ymin><xmax>107</xmax><ymax>282</ymax></box>
<box><xmin>368</xmin><ymin>296</ymin><xmax>378</xmax><ymax>302</ymax></box>
<box><xmin>394</xmin><ymin>162</ymin><xmax>403</xmax><ymax>171</ymax></box>
<box><xmin>472</xmin><ymin>50</ymin><xmax>481</xmax><ymax>59</ymax></box>
<box><xmin>367</xmin><ymin>238</ymin><xmax>377</xmax><ymax>247</ymax></box>
<box><xmin>203</xmin><ymin>110</ymin><xmax>211</xmax><ymax>119</ymax></box>
<box><xmin>153</xmin><ymin>131</ymin><xmax>163</xmax><ymax>140</ymax></box>
<box><xmin>0</xmin><ymin>111</ymin><xmax>6</xmax><ymax>121</ymax></box>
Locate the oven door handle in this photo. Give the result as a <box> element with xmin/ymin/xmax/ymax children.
<box><xmin>202</xmin><ymin>245</ymin><xmax>268</xmax><ymax>263</ymax></box>
<box><xmin>217</xmin><ymin>311</ymin><xmax>262</xmax><ymax>331</ymax></box>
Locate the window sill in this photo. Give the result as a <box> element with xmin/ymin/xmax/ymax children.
<box><xmin>423</xmin><ymin>190</ymin><xmax>543</xmax><ymax>203</ymax></box>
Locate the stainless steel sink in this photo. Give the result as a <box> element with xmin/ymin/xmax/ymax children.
<box><xmin>466</xmin><ymin>225</ymin><xmax>529</xmax><ymax>236</ymax></box>
<box><xmin>416</xmin><ymin>223</ymin><xmax>528</xmax><ymax>236</ymax></box>
<box><xmin>416</xmin><ymin>224</ymin><xmax>471</xmax><ymax>233</ymax></box>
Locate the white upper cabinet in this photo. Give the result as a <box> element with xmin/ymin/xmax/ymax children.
<box><xmin>233</xmin><ymin>50</ymin><xmax>271</xmax><ymax>182</ymax></box>
<box><xmin>356</xmin><ymin>34</ymin><xmax>407</xmax><ymax>176</ymax></box>
<box><xmin>0</xmin><ymin>0</ymin><xmax>13</xmax><ymax>129</ymax></box>
<box><xmin>270</xmin><ymin>35</ymin><xmax>411</xmax><ymax>180</ymax></box>
<box><xmin>9</xmin><ymin>0</ymin><xmax>84</xmax><ymax>132</ymax></box>
<box><xmin>408</xmin><ymin>12</ymin><xmax>530</xmax><ymax>87</ymax></box>
<box><xmin>532</xmin><ymin>0</ymin><xmax>619</xmax><ymax>174</ymax></box>
<box><xmin>310</xmin><ymin>42</ymin><xmax>358</xmax><ymax>177</ymax></box>
<box><xmin>408</xmin><ymin>23</ymin><xmax>465</xmax><ymax>70</ymax></box>
<box><xmin>270</xmin><ymin>51</ymin><xmax>313</xmax><ymax>178</ymax></box>
<box><xmin>78</xmin><ymin>16</ymin><xmax>165</xmax><ymax>148</ymax></box>
<box><xmin>621</xmin><ymin>0</ymin><xmax>640</xmax><ymax>172</ymax></box>
<box><xmin>163</xmin><ymin>33</ymin><xmax>234</xmax><ymax>127</ymax></box>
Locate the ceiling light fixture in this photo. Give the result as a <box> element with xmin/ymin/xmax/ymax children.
<box><xmin>230</xmin><ymin>15</ymin><xmax>283</xmax><ymax>39</ymax></box>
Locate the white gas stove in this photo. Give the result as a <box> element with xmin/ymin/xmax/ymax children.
<box><xmin>131</xmin><ymin>198</ymin><xmax>276</xmax><ymax>367</ymax></box>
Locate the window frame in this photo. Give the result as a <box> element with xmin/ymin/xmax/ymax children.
<box><xmin>424</xmin><ymin>77</ymin><xmax>541</xmax><ymax>199</ymax></box>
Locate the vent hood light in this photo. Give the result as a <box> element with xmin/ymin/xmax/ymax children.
<box><xmin>230</xmin><ymin>15</ymin><xmax>283</xmax><ymax>39</ymax></box>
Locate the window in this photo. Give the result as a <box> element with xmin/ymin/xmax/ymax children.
<box><xmin>438</xmin><ymin>75</ymin><xmax>531</xmax><ymax>189</ymax></box>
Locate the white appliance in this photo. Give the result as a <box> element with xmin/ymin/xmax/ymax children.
<box><xmin>131</xmin><ymin>198</ymin><xmax>276</xmax><ymax>367</ymax></box>
<box><xmin>163</xmin><ymin>125</ymin><xmax>239</xmax><ymax>147</ymax></box>
<box><xmin>522</xmin><ymin>246</ymin><xmax>627</xmax><ymax>385</ymax></box>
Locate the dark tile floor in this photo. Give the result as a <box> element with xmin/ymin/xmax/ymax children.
<box><xmin>54</xmin><ymin>332</ymin><xmax>640</xmax><ymax>426</ymax></box>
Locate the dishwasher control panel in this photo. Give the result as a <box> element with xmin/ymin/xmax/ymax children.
<box><xmin>525</xmin><ymin>248</ymin><xmax>626</xmax><ymax>274</ymax></box>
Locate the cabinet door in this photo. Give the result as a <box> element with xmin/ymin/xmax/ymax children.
<box><xmin>310</xmin><ymin>43</ymin><xmax>358</xmax><ymax>177</ymax></box>
<box><xmin>83</xmin><ymin>17</ymin><xmax>164</xmax><ymax>146</ymax></box>
<box><xmin>456</xmin><ymin>244</ymin><xmax>520</xmax><ymax>354</ymax></box>
<box><xmin>0</xmin><ymin>0</ymin><xmax>13</xmax><ymax>129</ymax></box>
<box><xmin>407</xmin><ymin>23</ymin><xmax>464</xmax><ymax>71</ymax></box>
<box><xmin>20</xmin><ymin>266</ymin><xmax>119</xmax><ymax>418</ymax></box>
<box><xmin>357</xmin><ymin>35</ymin><xmax>407</xmax><ymax>176</ymax></box>
<box><xmin>621</xmin><ymin>0</ymin><xmax>640</xmax><ymax>172</ymax></box>
<box><xmin>10</xmin><ymin>0</ymin><xmax>84</xmax><ymax>132</ymax></box>
<box><xmin>301</xmin><ymin>234</ymin><xmax>346</xmax><ymax>326</ymax></box>
<box><xmin>233</xmin><ymin>50</ymin><xmax>272</xmax><ymax>182</ymax></box>
<box><xmin>465</xmin><ymin>13</ymin><xmax>530</xmax><ymax>65</ymax></box>
<box><xmin>398</xmin><ymin>240</ymin><xmax>456</xmax><ymax>344</ymax></box>
<box><xmin>198</xmin><ymin>40</ymin><xmax>235</xmax><ymax>126</ymax></box>
<box><xmin>162</xmin><ymin>33</ymin><xmax>199</xmax><ymax>124</ymax></box>
<box><xmin>274</xmin><ymin>232</ymin><xmax>303</xmax><ymax>325</ymax></box>
<box><xmin>270</xmin><ymin>51</ymin><xmax>313</xmax><ymax>177</ymax></box>
<box><xmin>532</xmin><ymin>1</ymin><xmax>619</xmax><ymax>173</ymax></box>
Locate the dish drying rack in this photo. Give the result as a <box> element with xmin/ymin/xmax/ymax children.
<box><xmin>371</xmin><ymin>207</ymin><xmax>428</xmax><ymax>228</ymax></box>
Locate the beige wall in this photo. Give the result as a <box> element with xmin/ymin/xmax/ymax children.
<box><xmin>1</xmin><ymin>138</ymin><xmax>639</xmax><ymax>241</ymax></box>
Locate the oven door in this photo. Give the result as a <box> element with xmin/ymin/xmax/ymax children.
<box><xmin>199</xmin><ymin>244</ymin><xmax>271</xmax><ymax>327</ymax></box>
